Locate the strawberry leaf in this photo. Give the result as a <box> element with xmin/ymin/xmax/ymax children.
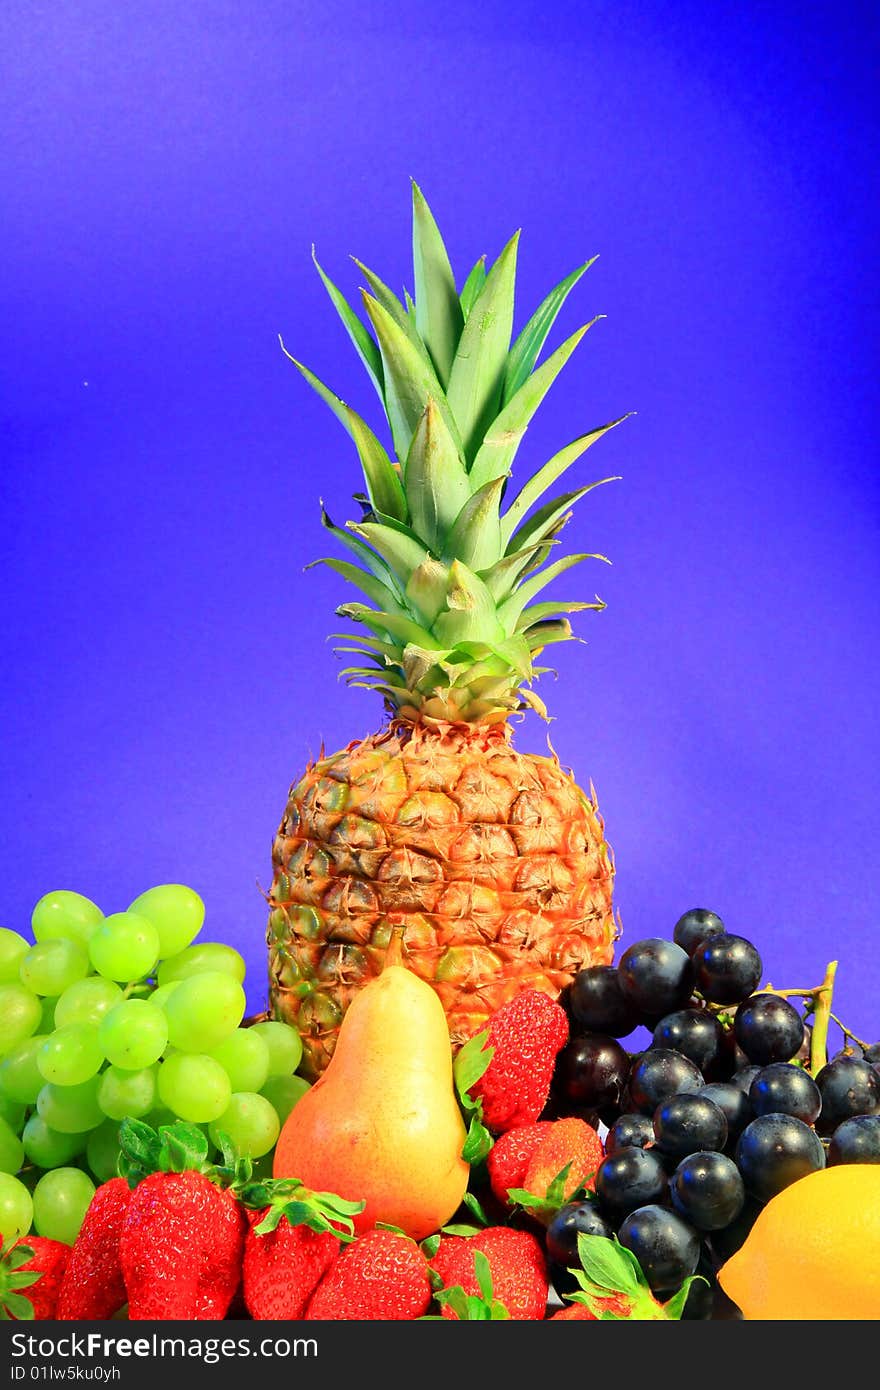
<box><xmin>461</xmin><ymin>1113</ymin><xmax>493</xmax><ymax>1164</ymax></box>
<box><xmin>453</xmin><ymin>1029</ymin><xmax>494</xmax><ymax>1104</ymax></box>
<box><xmin>158</xmin><ymin>1122</ymin><xmax>210</xmax><ymax>1173</ymax></box>
<box><xmin>575</xmin><ymin>1233</ymin><xmax>644</xmax><ymax>1297</ymax></box>
<box><xmin>440</xmin><ymin>1223</ymin><xmax>484</xmax><ymax>1237</ymax></box>
<box><xmin>461</xmin><ymin>1191</ymin><xmax>490</xmax><ymax>1227</ymax></box>
<box><xmin>0</xmin><ymin>1291</ymin><xmax>35</xmax><ymax>1320</ymax></box>
<box><xmin>3</xmin><ymin>1244</ymin><xmax>35</xmax><ymax>1271</ymax></box>
<box><xmin>118</xmin><ymin>1117</ymin><xmax>164</xmax><ymax>1185</ymax></box>
<box><xmin>661</xmin><ymin>1274</ymin><xmax>708</xmax><ymax>1320</ymax></box>
<box><xmin>421</xmin><ymin>1235</ymin><xmax>442</xmax><ymax>1261</ymax></box>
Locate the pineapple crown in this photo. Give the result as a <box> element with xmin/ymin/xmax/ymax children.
<box><xmin>284</xmin><ymin>181</ymin><xmax>630</xmax><ymax>727</ymax></box>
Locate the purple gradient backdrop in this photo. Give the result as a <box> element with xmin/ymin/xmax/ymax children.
<box><xmin>2</xmin><ymin>2</ymin><xmax>878</xmax><ymax>1038</ymax></box>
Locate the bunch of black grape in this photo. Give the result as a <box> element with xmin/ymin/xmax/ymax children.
<box><xmin>546</xmin><ymin>909</ymin><xmax>880</xmax><ymax>1318</ymax></box>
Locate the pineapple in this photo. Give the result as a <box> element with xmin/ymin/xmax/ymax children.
<box><xmin>268</xmin><ymin>184</ymin><xmax>628</xmax><ymax>1079</ymax></box>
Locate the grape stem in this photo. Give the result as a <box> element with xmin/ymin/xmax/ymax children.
<box><xmin>809</xmin><ymin>960</ymin><xmax>837</xmax><ymax>1075</ymax></box>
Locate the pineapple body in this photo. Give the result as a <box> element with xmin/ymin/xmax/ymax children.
<box><xmin>268</xmin><ymin>719</ymin><xmax>615</xmax><ymax>1079</ymax></box>
<box><xmin>269</xmin><ymin>185</ymin><xmax>629</xmax><ymax>1077</ymax></box>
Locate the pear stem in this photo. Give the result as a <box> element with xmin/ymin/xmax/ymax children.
<box><xmin>383</xmin><ymin>925</ymin><xmax>405</xmax><ymax>971</ymax></box>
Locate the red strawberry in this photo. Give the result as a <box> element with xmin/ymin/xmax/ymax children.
<box><xmin>0</xmin><ymin>1237</ymin><xmax>70</xmax><ymax>1320</ymax></box>
<box><xmin>519</xmin><ymin>1117</ymin><xmax>604</xmax><ymax>1219</ymax></box>
<box><xmin>467</xmin><ymin>991</ymin><xmax>568</xmax><ymax>1134</ymax></box>
<box><xmin>306</xmin><ymin>1229</ymin><xmax>432</xmax><ymax>1321</ymax></box>
<box><xmin>429</xmin><ymin>1227</ymin><xmax>548</xmax><ymax>1320</ymax></box>
<box><xmin>120</xmin><ymin>1170</ymin><xmax>246</xmax><ymax>1321</ymax></box>
<box><xmin>243</xmin><ymin>1208</ymin><xmax>343</xmax><ymax>1320</ymax></box>
<box><xmin>486</xmin><ymin>1122</ymin><xmax>554</xmax><ymax>1206</ymax></box>
<box><xmin>550</xmin><ymin>1293</ymin><xmax>630</xmax><ymax>1319</ymax></box>
<box><xmin>56</xmin><ymin>1178</ymin><xmax>131</xmax><ymax>1320</ymax></box>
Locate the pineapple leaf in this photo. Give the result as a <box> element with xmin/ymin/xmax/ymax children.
<box><xmin>469</xmin><ymin>320</ymin><xmax>599</xmax><ymax>492</ymax></box>
<box><xmin>404</xmin><ymin>399</ymin><xmax>471</xmax><ymax>553</ymax></box>
<box><xmin>352</xmin><ymin>257</ymin><xmax>419</xmax><ymax>342</ymax></box>
<box><xmin>337</xmin><ymin>604</ymin><xmax>444</xmax><ymax>650</ymax></box>
<box><xmin>502</xmin><ymin>257</ymin><xmax>598</xmax><ymax>404</ymax></box>
<box><xmin>446</xmin><ymin>230</ymin><xmax>520</xmax><ymax>464</ymax></box>
<box><xmin>319</xmin><ymin>505</ymin><xmax>405</xmax><ymax>597</ymax></box>
<box><xmin>442</xmin><ymin>475</ymin><xmax>505</xmax><ymax>571</ymax></box>
<box><xmin>346</xmin><ymin>519</ymin><xmax>429</xmax><ymax>586</ymax></box>
<box><xmin>478</xmin><ymin>539</ymin><xmax>560</xmax><ymax>600</ymax></box>
<box><xmin>433</xmin><ymin>560</ymin><xmax>504</xmax><ymax>645</ymax></box>
<box><xmin>306</xmin><ymin>556</ymin><xmax>402</xmax><ymax>611</ymax></box>
<box><xmin>311</xmin><ymin>246</ymin><xmax>384</xmax><ymax>404</ymax></box>
<box><xmin>501</xmin><ymin>415</ymin><xmax>631</xmax><ymax>545</ymax></box>
<box><xmin>497</xmin><ymin>552</ymin><xmax>608</xmax><ymax>627</ymax></box>
<box><xmin>279</xmin><ymin>342</ymin><xmax>408</xmax><ymax>522</ymax></box>
<box><xmin>405</xmin><ymin>556</ymin><xmax>451</xmax><ymax>626</ymax></box>
<box><xmin>459</xmin><ymin>255</ymin><xmax>487</xmax><ymax>320</ymax></box>
<box><xmin>361</xmin><ymin>293</ymin><xmax>462</xmax><ymax>462</ymax></box>
<box><xmin>506</xmin><ymin>477</ymin><xmax>620</xmax><ymax>556</ymax></box>
<box><xmin>523</xmin><ymin>618</ymin><xmax>575</xmax><ymax>651</ymax></box>
<box><xmin>517</xmin><ymin>598</ymin><xmax>604</xmax><ymax>632</ymax></box>
<box><xmin>411</xmin><ymin>181</ymin><xmax>464</xmax><ymax>387</ymax></box>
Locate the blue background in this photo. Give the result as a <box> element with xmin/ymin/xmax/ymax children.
<box><xmin>2</xmin><ymin>1</ymin><xmax>878</xmax><ymax>1040</ymax></box>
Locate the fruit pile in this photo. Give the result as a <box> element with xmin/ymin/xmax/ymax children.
<box><xmin>0</xmin><ymin>887</ymin><xmax>308</xmax><ymax>1250</ymax></box>
<box><xmin>539</xmin><ymin>909</ymin><xmax>880</xmax><ymax>1311</ymax></box>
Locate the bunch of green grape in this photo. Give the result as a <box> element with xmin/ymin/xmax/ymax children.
<box><xmin>0</xmin><ymin>886</ymin><xmax>309</xmax><ymax>1246</ymax></box>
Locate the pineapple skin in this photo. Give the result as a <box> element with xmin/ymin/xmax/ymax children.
<box><xmin>268</xmin><ymin>719</ymin><xmax>616</xmax><ymax>1079</ymax></box>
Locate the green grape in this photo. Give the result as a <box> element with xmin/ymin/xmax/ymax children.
<box><xmin>260</xmin><ymin>1074</ymin><xmax>311</xmax><ymax>1126</ymax></box>
<box><xmin>0</xmin><ymin>1115</ymin><xmax>24</xmax><ymax>1174</ymax></box>
<box><xmin>127</xmin><ymin>884</ymin><xmax>205</xmax><ymax>959</ymax></box>
<box><xmin>156</xmin><ymin>1054</ymin><xmax>231</xmax><ymax>1123</ymax></box>
<box><xmin>98</xmin><ymin>999</ymin><xmax>168</xmax><ymax>1069</ymax></box>
<box><xmin>0</xmin><ymin>984</ymin><xmax>42</xmax><ymax>1054</ymax></box>
<box><xmin>20</xmin><ymin>939</ymin><xmax>90</xmax><ymax>997</ymax></box>
<box><xmin>250</xmin><ymin>1020</ymin><xmax>304</xmax><ymax>1078</ymax></box>
<box><xmin>37</xmin><ymin>1024</ymin><xmax>104</xmax><ymax>1086</ymax></box>
<box><xmin>163</xmin><ymin>972</ymin><xmax>246</xmax><ymax>1052</ymax></box>
<box><xmin>32</xmin><ymin>890</ymin><xmax>104</xmax><ymax>947</ymax></box>
<box><xmin>36</xmin><ymin>1077</ymin><xmax>104</xmax><ymax>1133</ymax></box>
<box><xmin>157</xmin><ymin>942</ymin><xmax>246</xmax><ymax>987</ymax></box>
<box><xmin>209</xmin><ymin>1092</ymin><xmax>280</xmax><ymax>1159</ymax></box>
<box><xmin>97</xmin><ymin>1064</ymin><xmax>156</xmax><ymax>1120</ymax></box>
<box><xmin>149</xmin><ymin>980</ymin><xmax>182</xmax><ymax>1011</ymax></box>
<box><xmin>39</xmin><ymin>997</ymin><xmax>58</xmax><ymax>1032</ymax></box>
<box><xmin>21</xmin><ymin>1113</ymin><xmax>85</xmax><ymax>1168</ymax></box>
<box><xmin>32</xmin><ymin>1168</ymin><xmax>95</xmax><ymax>1245</ymax></box>
<box><xmin>145</xmin><ymin>1107</ymin><xmax>179</xmax><ymax>1131</ymax></box>
<box><xmin>0</xmin><ymin>1035</ymin><xmax>50</xmax><ymax>1104</ymax></box>
<box><xmin>0</xmin><ymin>1172</ymin><xmax>34</xmax><ymax>1239</ymax></box>
<box><xmin>209</xmin><ymin>1029</ymin><xmax>270</xmax><ymax>1092</ymax></box>
<box><xmin>88</xmin><ymin>912</ymin><xmax>160</xmax><ymax>983</ymax></box>
<box><xmin>85</xmin><ymin>1120</ymin><xmax>121</xmax><ymax>1184</ymax></box>
<box><xmin>0</xmin><ymin>928</ymin><xmax>29</xmax><ymax>984</ymax></box>
<box><xmin>0</xmin><ymin>1095</ymin><xmax>25</xmax><ymax>1132</ymax></box>
<box><xmin>55</xmin><ymin>976</ymin><xmax>124</xmax><ymax>1028</ymax></box>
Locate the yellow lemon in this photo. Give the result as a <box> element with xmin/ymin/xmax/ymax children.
<box><xmin>718</xmin><ymin>1165</ymin><xmax>880</xmax><ymax>1319</ymax></box>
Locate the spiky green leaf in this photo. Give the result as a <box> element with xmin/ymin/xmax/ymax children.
<box><xmin>404</xmin><ymin>399</ymin><xmax>471</xmax><ymax>552</ymax></box>
<box><xmin>311</xmin><ymin>246</ymin><xmax>384</xmax><ymax>403</ymax></box>
<box><xmin>411</xmin><ymin>181</ymin><xmax>464</xmax><ymax>386</ymax></box>
<box><xmin>497</xmin><ymin>552</ymin><xmax>608</xmax><ymax>628</ymax></box>
<box><xmin>361</xmin><ymin>293</ymin><xmax>461</xmax><ymax>461</ymax></box>
<box><xmin>346</xmin><ymin>518</ymin><xmax>429</xmax><ymax>586</ymax></box>
<box><xmin>306</xmin><ymin>556</ymin><xmax>401</xmax><ymax>611</ymax></box>
<box><xmin>446</xmin><ymin>231</ymin><xmax>519</xmax><ymax>463</ymax></box>
<box><xmin>337</xmin><ymin>604</ymin><xmax>443</xmax><ymax>650</ymax></box>
<box><xmin>469</xmin><ymin>321</ymin><xmax>598</xmax><ymax>492</ymax></box>
<box><xmin>442</xmin><ymin>475</ymin><xmax>505</xmax><ymax>571</ymax></box>
<box><xmin>502</xmin><ymin>257</ymin><xmax>598</xmax><ymax>403</ymax></box>
<box><xmin>501</xmin><ymin>416</ymin><xmax>630</xmax><ymax>545</ymax></box>
<box><xmin>279</xmin><ymin>343</ymin><xmax>407</xmax><ymax>522</ymax></box>
<box><xmin>506</xmin><ymin>478</ymin><xmax>620</xmax><ymax>556</ymax></box>
<box><xmin>459</xmin><ymin>255</ymin><xmax>487</xmax><ymax>320</ymax></box>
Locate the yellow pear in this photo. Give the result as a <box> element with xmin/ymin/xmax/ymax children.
<box><xmin>272</xmin><ymin>933</ymin><xmax>470</xmax><ymax>1239</ymax></box>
